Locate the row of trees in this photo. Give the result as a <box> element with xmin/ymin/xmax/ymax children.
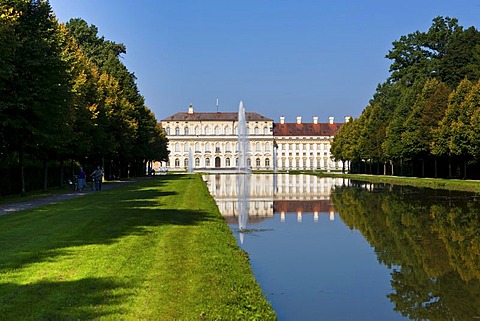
<box><xmin>331</xmin><ymin>17</ymin><xmax>480</xmax><ymax>179</ymax></box>
<box><xmin>0</xmin><ymin>1</ymin><xmax>168</xmax><ymax>195</ymax></box>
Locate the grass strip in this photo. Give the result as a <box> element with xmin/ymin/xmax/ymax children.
<box><xmin>0</xmin><ymin>174</ymin><xmax>276</xmax><ymax>320</ymax></box>
<box><xmin>320</xmin><ymin>173</ymin><xmax>480</xmax><ymax>193</ymax></box>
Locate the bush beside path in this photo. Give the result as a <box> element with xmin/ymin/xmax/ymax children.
<box><xmin>0</xmin><ymin>175</ymin><xmax>276</xmax><ymax>320</ymax></box>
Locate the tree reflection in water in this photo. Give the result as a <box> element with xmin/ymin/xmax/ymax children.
<box><xmin>331</xmin><ymin>182</ymin><xmax>480</xmax><ymax>320</ymax></box>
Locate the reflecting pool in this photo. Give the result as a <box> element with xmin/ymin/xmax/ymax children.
<box><xmin>203</xmin><ymin>174</ymin><xmax>480</xmax><ymax>320</ymax></box>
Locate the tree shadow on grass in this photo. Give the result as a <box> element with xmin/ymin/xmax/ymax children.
<box><xmin>0</xmin><ymin>174</ymin><xmax>217</xmax><ymax>272</ymax></box>
<box><xmin>0</xmin><ymin>277</ymin><xmax>131</xmax><ymax>320</ymax></box>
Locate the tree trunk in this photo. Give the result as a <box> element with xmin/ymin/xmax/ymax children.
<box><xmin>20</xmin><ymin>149</ymin><xmax>26</xmax><ymax>196</ymax></box>
<box><xmin>43</xmin><ymin>158</ymin><xmax>48</xmax><ymax>192</ymax></box>
<box><xmin>384</xmin><ymin>162</ymin><xmax>387</xmax><ymax>175</ymax></box>
<box><xmin>59</xmin><ymin>160</ymin><xmax>64</xmax><ymax>188</ymax></box>
<box><xmin>390</xmin><ymin>160</ymin><xmax>394</xmax><ymax>176</ymax></box>
<box><xmin>421</xmin><ymin>158</ymin><xmax>425</xmax><ymax>177</ymax></box>
<box><xmin>448</xmin><ymin>156</ymin><xmax>452</xmax><ymax>178</ymax></box>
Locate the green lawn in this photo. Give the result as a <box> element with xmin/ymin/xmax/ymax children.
<box><xmin>0</xmin><ymin>175</ymin><xmax>276</xmax><ymax>320</ymax></box>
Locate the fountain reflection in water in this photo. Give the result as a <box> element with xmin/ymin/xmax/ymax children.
<box><xmin>237</xmin><ymin>101</ymin><xmax>250</xmax><ymax>243</ymax></box>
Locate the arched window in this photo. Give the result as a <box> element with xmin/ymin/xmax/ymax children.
<box><xmin>205</xmin><ymin>158</ymin><xmax>211</xmax><ymax>167</ymax></box>
<box><xmin>195</xmin><ymin>126</ymin><xmax>200</xmax><ymax>135</ymax></box>
<box><xmin>226</xmin><ymin>126</ymin><xmax>231</xmax><ymax>135</ymax></box>
<box><xmin>247</xmin><ymin>158</ymin><xmax>251</xmax><ymax>167</ymax></box>
<box><xmin>256</xmin><ymin>142</ymin><xmax>262</xmax><ymax>152</ymax></box>
<box><xmin>226</xmin><ymin>158</ymin><xmax>231</xmax><ymax>167</ymax></box>
<box><xmin>215</xmin><ymin>142</ymin><xmax>221</xmax><ymax>153</ymax></box>
<box><xmin>195</xmin><ymin>158</ymin><xmax>200</xmax><ymax>167</ymax></box>
<box><xmin>184</xmin><ymin>126</ymin><xmax>189</xmax><ymax>135</ymax></box>
<box><xmin>265</xmin><ymin>158</ymin><xmax>270</xmax><ymax>167</ymax></box>
<box><xmin>215</xmin><ymin>126</ymin><xmax>221</xmax><ymax>135</ymax></box>
<box><xmin>205</xmin><ymin>143</ymin><xmax>211</xmax><ymax>153</ymax></box>
<box><xmin>174</xmin><ymin>143</ymin><xmax>180</xmax><ymax>152</ymax></box>
<box><xmin>254</xmin><ymin>127</ymin><xmax>259</xmax><ymax>135</ymax></box>
<box><xmin>166</xmin><ymin>127</ymin><xmax>170</xmax><ymax>135</ymax></box>
<box><xmin>195</xmin><ymin>142</ymin><xmax>200</xmax><ymax>152</ymax></box>
<box><xmin>265</xmin><ymin>142</ymin><xmax>271</xmax><ymax>151</ymax></box>
<box><xmin>174</xmin><ymin>158</ymin><xmax>180</xmax><ymax>167</ymax></box>
<box><xmin>184</xmin><ymin>144</ymin><xmax>189</xmax><ymax>152</ymax></box>
<box><xmin>184</xmin><ymin>158</ymin><xmax>189</xmax><ymax>168</ymax></box>
<box><xmin>205</xmin><ymin>126</ymin><xmax>210</xmax><ymax>135</ymax></box>
<box><xmin>225</xmin><ymin>142</ymin><xmax>231</xmax><ymax>152</ymax></box>
<box><xmin>264</xmin><ymin>127</ymin><xmax>269</xmax><ymax>135</ymax></box>
<box><xmin>175</xmin><ymin>127</ymin><xmax>180</xmax><ymax>135</ymax></box>
<box><xmin>256</xmin><ymin>158</ymin><xmax>261</xmax><ymax>167</ymax></box>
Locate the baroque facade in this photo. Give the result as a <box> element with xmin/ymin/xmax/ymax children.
<box><xmin>160</xmin><ymin>104</ymin><xmax>345</xmax><ymax>171</ymax></box>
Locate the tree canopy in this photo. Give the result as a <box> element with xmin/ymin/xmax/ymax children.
<box><xmin>0</xmin><ymin>0</ymin><xmax>168</xmax><ymax>195</ymax></box>
<box><xmin>331</xmin><ymin>16</ymin><xmax>480</xmax><ymax>179</ymax></box>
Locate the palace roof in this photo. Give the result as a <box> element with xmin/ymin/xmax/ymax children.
<box><xmin>273</xmin><ymin>122</ymin><xmax>342</xmax><ymax>137</ymax></box>
<box><xmin>162</xmin><ymin>112</ymin><xmax>273</xmax><ymax>122</ymax></box>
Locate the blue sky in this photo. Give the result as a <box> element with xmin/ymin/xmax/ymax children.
<box><xmin>49</xmin><ymin>0</ymin><xmax>480</xmax><ymax>123</ymax></box>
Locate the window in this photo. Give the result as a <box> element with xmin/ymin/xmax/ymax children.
<box><xmin>166</xmin><ymin>127</ymin><xmax>170</xmax><ymax>135</ymax></box>
<box><xmin>247</xmin><ymin>158</ymin><xmax>251</xmax><ymax>167</ymax></box>
<box><xmin>195</xmin><ymin>142</ymin><xmax>200</xmax><ymax>152</ymax></box>
<box><xmin>255</xmin><ymin>142</ymin><xmax>261</xmax><ymax>152</ymax></box>
<box><xmin>175</xmin><ymin>127</ymin><xmax>180</xmax><ymax>135</ymax></box>
<box><xmin>184</xmin><ymin>144</ymin><xmax>189</xmax><ymax>152</ymax></box>
<box><xmin>205</xmin><ymin>158</ymin><xmax>210</xmax><ymax>167</ymax></box>
<box><xmin>174</xmin><ymin>158</ymin><xmax>180</xmax><ymax>167</ymax></box>
<box><xmin>226</xmin><ymin>158</ymin><xmax>231</xmax><ymax>167</ymax></box>
<box><xmin>215</xmin><ymin>143</ymin><xmax>221</xmax><ymax>153</ymax></box>
<box><xmin>195</xmin><ymin>126</ymin><xmax>200</xmax><ymax>135</ymax></box>
<box><xmin>254</xmin><ymin>127</ymin><xmax>259</xmax><ymax>135</ymax></box>
<box><xmin>184</xmin><ymin>158</ymin><xmax>189</xmax><ymax>168</ymax></box>
<box><xmin>184</xmin><ymin>126</ymin><xmax>189</xmax><ymax>135</ymax></box>
<box><xmin>225</xmin><ymin>142</ymin><xmax>231</xmax><ymax>152</ymax></box>
<box><xmin>195</xmin><ymin>158</ymin><xmax>200</xmax><ymax>167</ymax></box>
<box><xmin>174</xmin><ymin>143</ymin><xmax>180</xmax><ymax>152</ymax></box>
<box><xmin>264</xmin><ymin>127</ymin><xmax>269</xmax><ymax>135</ymax></box>
<box><xmin>205</xmin><ymin>126</ymin><xmax>210</xmax><ymax>135</ymax></box>
<box><xmin>265</xmin><ymin>158</ymin><xmax>270</xmax><ymax>167</ymax></box>
<box><xmin>256</xmin><ymin>158</ymin><xmax>261</xmax><ymax>167</ymax></box>
<box><xmin>226</xmin><ymin>126</ymin><xmax>231</xmax><ymax>135</ymax></box>
<box><xmin>265</xmin><ymin>142</ymin><xmax>271</xmax><ymax>151</ymax></box>
<box><xmin>215</xmin><ymin>126</ymin><xmax>221</xmax><ymax>135</ymax></box>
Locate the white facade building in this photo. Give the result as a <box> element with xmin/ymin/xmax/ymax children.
<box><xmin>273</xmin><ymin>115</ymin><xmax>343</xmax><ymax>171</ymax></box>
<box><xmin>160</xmin><ymin>104</ymin><xmax>345</xmax><ymax>172</ymax></box>
<box><xmin>161</xmin><ymin>104</ymin><xmax>274</xmax><ymax>171</ymax></box>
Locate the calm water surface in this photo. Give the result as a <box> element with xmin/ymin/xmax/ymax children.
<box><xmin>203</xmin><ymin>173</ymin><xmax>480</xmax><ymax>321</ymax></box>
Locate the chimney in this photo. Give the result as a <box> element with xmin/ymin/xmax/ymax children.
<box><xmin>188</xmin><ymin>103</ymin><xmax>194</xmax><ymax>114</ymax></box>
<box><xmin>280</xmin><ymin>116</ymin><xmax>285</xmax><ymax>124</ymax></box>
<box><xmin>345</xmin><ymin>116</ymin><xmax>352</xmax><ymax>123</ymax></box>
<box><xmin>296</xmin><ymin>116</ymin><xmax>302</xmax><ymax>124</ymax></box>
<box><xmin>313</xmin><ymin>116</ymin><xmax>318</xmax><ymax>124</ymax></box>
<box><xmin>329</xmin><ymin>116</ymin><xmax>334</xmax><ymax>124</ymax></box>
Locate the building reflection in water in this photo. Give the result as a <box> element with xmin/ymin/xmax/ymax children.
<box><xmin>203</xmin><ymin>173</ymin><xmax>346</xmax><ymax>227</ymax></box>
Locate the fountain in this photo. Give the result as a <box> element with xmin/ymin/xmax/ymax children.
<box><xmin>237</xmin><ymin>101</ymin><xmax>249</xmax><ymax>173</ymax></box>
<box><xmin>188</xmin><ymin>148</ymin><xmax>193</xmax><ymax>173</ymax></box>
<box><xmin>237</xmin><ymin>101</ymin><xmax>250</xmax><ymax>243</ymax></box>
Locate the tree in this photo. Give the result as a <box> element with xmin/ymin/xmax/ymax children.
<box><xmin>401</xmin><ymin>78</ymin><xmax>450</xmax><ymax>176</ymax></box>
<box><xmin>1</xmin><ymin>0</ymin><xmax>72</xmax><ymax>194</ymax></box>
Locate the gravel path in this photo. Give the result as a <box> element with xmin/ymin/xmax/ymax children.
<box><xmin>0</xmin><ymin>181</ymin><xmax>132</xmax><ymax>216</ymax></box>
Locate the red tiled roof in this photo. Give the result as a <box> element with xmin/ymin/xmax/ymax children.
<box><xmin>161</xmin><ymin>112</ymin><xmax>272</xmax><ymax>122</ymax></box>
<box><xmin>273</xmin><ymin>200</ymin><xmax>334</xmax><ymax>213</ymax></box>
<box><xmin>273</xmin><ymin>122</ymin><xmax>342</xmax><ymax>137</ymax></box>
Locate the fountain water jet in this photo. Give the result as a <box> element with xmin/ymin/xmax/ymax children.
<box><xmin>237</xmin><ymin>101</ymin><xmax>250</xmax><ymax>243</ymax></box>
<box><xmin>188</xmin><ymin>148</ymin><xmax>193</xmax><ymax>173</ymax></box>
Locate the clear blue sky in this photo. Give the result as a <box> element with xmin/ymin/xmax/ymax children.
<box><xmin>49</xmin><ymin>0</ymin><xmax>480</xmax><ymax>123</ymax></box>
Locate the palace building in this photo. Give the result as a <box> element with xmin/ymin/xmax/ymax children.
<box><xmin>160</xmin><ymin>104</ymin><xmax>346</xmax><ymax>172</ymax></box>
